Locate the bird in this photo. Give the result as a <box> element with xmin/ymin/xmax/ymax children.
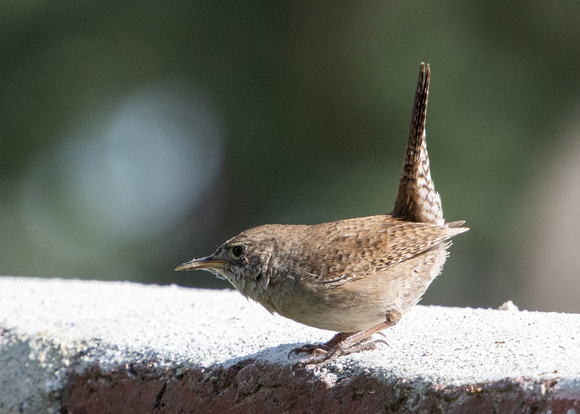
<box><xmin>176</xmin><ymin>63</ymin><xmax>468</xmax><ymax>365</ymax></box>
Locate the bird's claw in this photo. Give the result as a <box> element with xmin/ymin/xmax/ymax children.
<box><xmin>289</xmin><ymin>336</ymin><xmax>388</xmax><ymax>367</ymax></box>
<box><xmin>287</xmin><ymin>344</ymin><xmax>330</xmax><ymax>359</ymax></box>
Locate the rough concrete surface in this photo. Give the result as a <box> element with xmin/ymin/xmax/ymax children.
<box><xmin>0</xmin><ymin>276</ymin><xmax>579</xmax><ymax>413</ymax></box>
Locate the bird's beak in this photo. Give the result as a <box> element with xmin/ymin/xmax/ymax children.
<box><xmin>175</xmin><ymin>256</ymin><xmax>227</xmax><ymax>271</ymax></box>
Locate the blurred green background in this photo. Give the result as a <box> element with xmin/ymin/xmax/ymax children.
<box><xmin>2</xmin><ymin>1</ymin><xmax>580</xmax><ymax>313</ymax></box>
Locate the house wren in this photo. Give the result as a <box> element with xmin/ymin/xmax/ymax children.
<box><xmin>177</xmin><ymin>63</ymin><xmax>468</xmax><ymax>365</ymax></box>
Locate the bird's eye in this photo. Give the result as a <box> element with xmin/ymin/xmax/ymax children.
<box><xmin>231</xmin><ymin>245</ymin><xmax>245</xmax><ymax>258</ymax></box>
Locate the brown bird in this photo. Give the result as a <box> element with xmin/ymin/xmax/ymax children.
<box><xmin>177</xmin><ymin>63</ymin><xmax>468</xmax><ymax>365</ymax></box>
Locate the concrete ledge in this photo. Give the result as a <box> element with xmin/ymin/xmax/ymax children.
<box><xmin>1</xmin><ymin>277</ymin><xmax>579</xmax><ymax>413</ymax></box>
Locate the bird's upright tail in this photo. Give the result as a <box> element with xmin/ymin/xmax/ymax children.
<box><xmin>391</xmin><ymin>63</ymin><xmax>444</xmax><ymax>226</ymax></box>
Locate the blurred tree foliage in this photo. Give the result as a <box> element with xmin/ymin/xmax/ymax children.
<box><xmin>1</xmin><ymin>1</ymin><xmax>580</xmax><ymax>312</ymax></box>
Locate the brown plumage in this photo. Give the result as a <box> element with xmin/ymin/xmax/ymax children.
<box><xmin>177</xmin><ymin>63</ymin><xmax>468</xmax><ymax>365</ymax></box>
<box><xmin>392</xmin><ymin>64</ymin><xmax>443</xmax><ymax>225</ymax></box>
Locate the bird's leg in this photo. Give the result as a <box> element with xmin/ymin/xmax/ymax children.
<box><xmin>290</xmin><ymin>310</ymin><xmax>402</xmax><ymax>366</ymax></box>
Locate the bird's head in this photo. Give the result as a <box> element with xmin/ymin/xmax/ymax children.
<box><xmin>176</xmin><ymin>225</ymin><xmax>289</xmax><ymax>298</ymax></box>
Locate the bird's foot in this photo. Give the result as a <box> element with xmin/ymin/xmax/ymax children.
<box><xmin>289</xmin><ymin>332</ymin><xmax>388</xmax><ymax>366</ymax></box>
